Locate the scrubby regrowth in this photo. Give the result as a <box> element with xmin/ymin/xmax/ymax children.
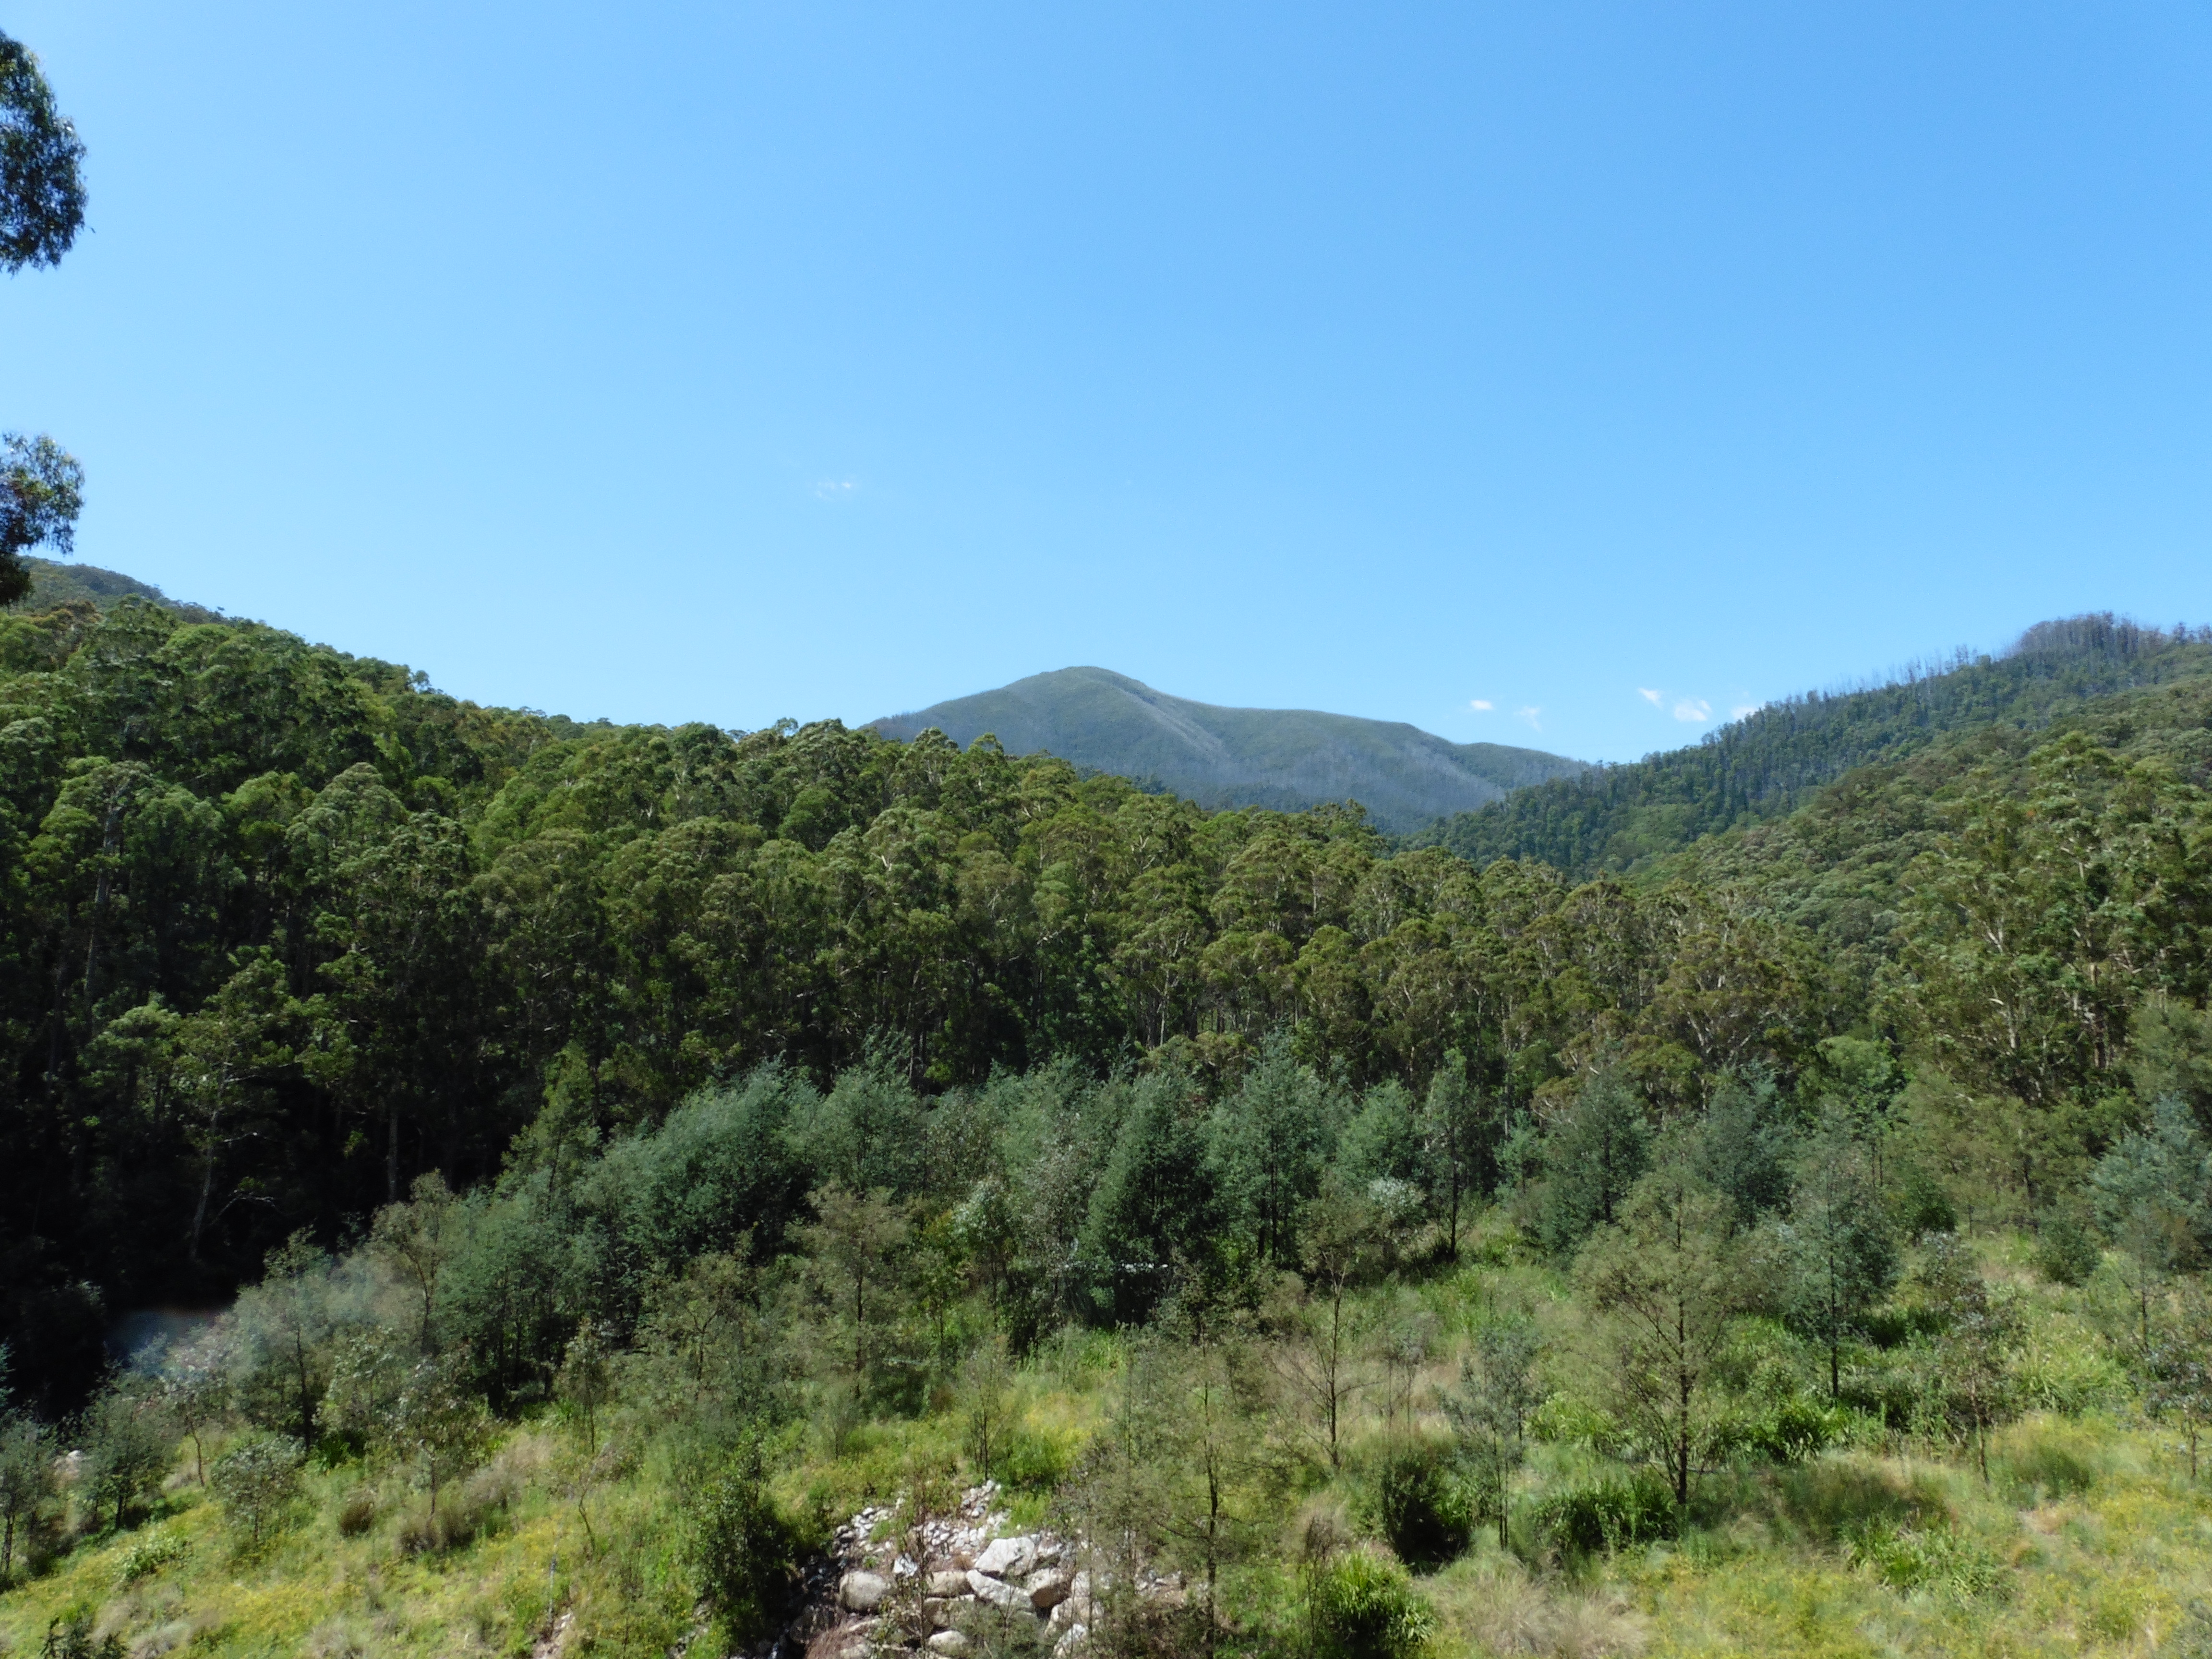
<box><xmin>3</xmin><ymin>600</ymin><xmax>2212</xmax><ymax>1657</ymax></box>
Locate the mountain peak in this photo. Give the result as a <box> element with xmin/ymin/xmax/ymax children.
<box><xmin>873</xmin><ymin>667</ymin><xmax>1587</xmax><ymax>831</ymax></box>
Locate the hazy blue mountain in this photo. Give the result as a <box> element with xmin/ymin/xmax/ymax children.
<box><xmin>872</xmin><ymin>666</ymin><xmax>1588</xmax><ymax>830</ymax></box>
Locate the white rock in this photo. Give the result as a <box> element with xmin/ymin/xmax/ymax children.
<box><xmin>1053</xmin><ymin>1622</ymin><xmax>1088</xmax><ymax>1658</ymax></box>
<box><xmin>969</xmin><ymin>1569</ymin><xmax>1030</xmax><ymax>1610</ymax></box>
<box><xmin>926</xmin><ymin>1569</ymin><xmax>972</xmax><ymax>1597</ymax></box>
<box><xmin>926</xmin><ymin>1633</ymin><xmax>971</xmax><ymax>1656</ymax></box>
<box><xmin>840</xmin><ymin>1570</ymin><xmax>892</xmax><ymax>1612</ymax></box>
<box><xmin>974</xmin><ymin>1536</ymin><xmax>1038</xmax><ymax>1579</ymax></box>
<box><xmin>1025</xmin><ymin>1569</ymin><xmax>1073</xmax><ymax>1611</ymax></box>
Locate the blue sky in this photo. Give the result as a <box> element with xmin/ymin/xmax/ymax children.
<box><xmin>7</xmin><ymin>3</ymin><xmax>2210</xmax><ymax>763</ymax></box>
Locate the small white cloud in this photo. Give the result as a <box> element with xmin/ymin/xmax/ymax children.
<box><xmin>1516</xmin><ymin>706</ymin><xmax>1543</xmax><ymax>731</ymax></box>
<box><xmin>1637</xmin><ymin>687</ymin><xmax>1662</xmax><ymax>706</ymax></box>
<box><xmin>1731</xmin><ymin>702</ymin><xmax>1763</xmax><ymax>721</ymax></box>
<box><xmin>812</xmin><ymin>477</ymin><xmax>860</xmax><ymax>501</ymax></box>
<box><xmin>1469</xmin><ymin>698</ymin><xmax>1494</xmax><ymax>712</ymax></box>
<box><xmin>1673</xmin><ymin>698</ymin><xmax>1711</xmax><ymax>722</ymax></box>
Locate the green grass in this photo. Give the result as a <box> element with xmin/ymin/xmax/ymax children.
<box><xmin>9</xmin><ymin>1236</ymin><xmax>2212</xmax><ymax>1658</ymax></box>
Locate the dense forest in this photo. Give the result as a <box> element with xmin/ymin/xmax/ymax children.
<box><xmin>0</xmin><ymin>593</ymin><xmax>1873</xmax><ymax>1406</ymax></box>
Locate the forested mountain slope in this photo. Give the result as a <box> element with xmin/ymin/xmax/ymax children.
<box><xmin>1410</xmin><ymin>614</ymin><xmax>2212</xmax><ymax>877</ymax></box>
<box><xmin>21</xmin><ymin>556</ymin><xmax>217</xmax><ymax>622</ymax></box>
<box><xmin>872</xmin><ymin>664</ymin><xmax>1587</xmax><ymax>831</ymax></box>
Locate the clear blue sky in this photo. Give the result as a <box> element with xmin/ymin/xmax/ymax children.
<box><xmin>7</xmin><ymin>3</ymin><xmax>2210</xmax><ymax>763</ymax></box>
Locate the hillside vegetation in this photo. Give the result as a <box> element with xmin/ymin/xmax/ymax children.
<box><xmin>1412</xmin><ymin>614</ymin><xmax>2212</xmax><ymax>877</ymax></box>
<box><xmin>3</xmin><ymin>600</ymin><xmax>2212</xmax><ymax>1659</ymax></box>
<box><xmin>872</xmin><ymin>667</ymin><xmax>1587</xmax><ymax>833</ymax></box>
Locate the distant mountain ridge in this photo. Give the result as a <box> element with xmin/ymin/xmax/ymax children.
<box><xmin>872</xmin><ymin>666</ymin><xmax>1589</xmax><ymax>831</ymax></box>
<box><xmin>1407</xmin><ymin>613</ymin><xmax>2212</xmax><ymax>878</ymax></box>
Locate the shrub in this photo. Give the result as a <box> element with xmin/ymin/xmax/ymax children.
<box><xmin>1306</xmin><ymin>1549</ymin><xmax>1436</xmax><ymax>1659</ymax></box>
<box><xmin>691</xmin><ymin>1449</ymin><xmax>801</xmax><ymax>1645</ymax></box>
<box><xmin>1531</xmin><ymin>1471</ymin><xmax>1676</xmax><ymax>1557</ymax></box>
<box><xmin>394</xmin><ymin>1464</ymin><xmax>513</xmax><ymax>1554</ymax></box>
<box><xmin>210</xmin><ymin>1435</ymin><xmax>305</xmax><ymax>1551</ymax></box>
<box><xmin>335</xmin><ymin>1488</ymin><xmax>376</xmax><ymax>1537</ymax></box>
<box><xmin>114</xmin><ymin>1527</ymin><xmax>190</xmax><ymax>1584</ymax></box>
<box><xmin>77</xmin><ymin>1388</ymin><xmax>171</xmax><ymax>1532</ymax></box>
<box><xmin>1717</xmin><ymin>1393</ymin><xmax>1855</xmax><ymax>1464</ymax></box>
<box><xmin>2033</xmin><ymin>1214</ymin><xmax>2101</xmax><ymax>1286</ymax></box>
<box><xmin>998</xmin><ymin>1426</ymin><xmax>1072</xmax><ymax>1493</ymax></box>
<box><xmin>1372</xmin><ymin>1443</ymin><xmax>1471</xmax><ymax>1572</ymax></box>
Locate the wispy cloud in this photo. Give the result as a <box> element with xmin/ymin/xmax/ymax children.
<box><xmin>1731</xmin><ymin>702</ymin><xmax>1764</xmax><ymax>721</ymax></box>
<box><xmin>1673</xmin><ymin>698</ymin><xmax>1711</xmax><ymax>722</ymax></box>
<box><xmin>1637</xmin><ymin>687</ymin><xmax>1662</xmax><ymax>706</ymax></box>
<box><xmin>1516</xmin><ymin>706</ymin><xmax>1543</xmax><ymax>731</ymax></box>
<box><xmin>812</xmin><ymin>477</ymin><xmax>860</xmax><ymax>501</ymax></box>
<box><xmin>1469</xmin><ymin>698</ymin><xmax>1494</xmax><ymax>712</ymax></box>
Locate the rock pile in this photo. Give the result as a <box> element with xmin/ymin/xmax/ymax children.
<box><xmin>812</xmin><ymin>1483</ymin><xmax>1094</xmax><ymax>1659</ymax></box>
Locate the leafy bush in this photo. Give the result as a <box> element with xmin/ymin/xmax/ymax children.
<box><xmin>998</xmin><ymin>1426</ymin><xmax>1072</xmax><ymax>1493</ymax></box>
<box><xmin>1846</xmin><ymin>1520</ymin><xmax>2005</xmax><ymax>1599</ymax></box>
<box><xmin>209</xmin><ymin>1434</ymin><xmax>305</xmax><ymax>1551</ymax></box>
<box><xmin>1372</xmin><ymin>1443</ymin><xmax>1472</xmax><ymax>1571</ymax></box>
<box><xmin>1306</xmin><ymin>1549</ymin><xmax>1436</xmax><ymax>1659</ymax></box>
<box><xmin>1531</xmin><ymin>1471</ymin><xmax>1677</xmax><ymax>1557</ymax></box>
<box><xmin>690</xmin><ymin>1449</ymin><xmax>801</xmax><ymax>1645</ymax></box>
<box><xmin>2032</xmin><ymin>1214</ymin><xmax>2101</xmax><ymax>1286</ymax></box>
<box><xmin>1716</xmin><ymin>1393</ymin><xmax>1856</xmax><ymax>1464</ymax></box>
<box><xmin>335</xmin><ymin>1488</ymin><xmax>376</xmax><ymax>1537</ymax></box>
<box><xmin>114</xmin><ymin>1527</ymin><xmax>190</xmax><ymax>1583</ymax></box>
<box><xmin>77</xmin><ymin>1388</ymin><xmax>171</xmax><ymax>1532</ymax></box>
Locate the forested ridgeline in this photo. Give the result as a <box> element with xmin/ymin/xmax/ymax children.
<box><xmin>1411</xmin><ymin>614</ymin><xmax>2212</xmax><ymax>878</ymax></box>
<box><xmin>0</xmin><ymin>596</ymin><xmax>1847</xmax><ymax>1406</ymax></box>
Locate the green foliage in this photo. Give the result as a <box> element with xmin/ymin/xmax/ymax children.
<box><xmin>1991</xmin><ymin>1427</ymin><xmax>2098</xmax><ymax>1503</ymax></box>
<box><xmin>1535</xmin><ymin>1072</ymin><xmax>1651</xmax><ymax>1255</ymax></box>
<box><xmin>0</xmin><ymin>28</ymin><xmax>86</xmax><ymax>274</ymax></box>
<box><xmin>1442</xmin><ymin>1321</ymin><xmax>1543</xmax><ymax>1551</ymax></box>
<box><xmin>1781</xmin><ymin>1130</ymin><xmax>1899</xmax><ymax>1397</ymax></box>
<box><xmin>0</xmin><ymin>1412</ymin><xmax>55</xmax><ymax>1580</ymax></box>
<box><xmin>1211</xmin><ymin>1032</ymin><xmax>1337</xmax><ymax>1267</ymax></box>
<box><xmin>0</xmin><ymin>436</ymin><xmax>82</xmax><ymax>604</ymax></box>
<box><xmin>75</xmin><ymin>1387</ymin><xmax>169</xmax><ymax>1534</ymax></box>
<box><xmin>1304</xmin><ymin>1549</ymin><xmax>1436</xmax><ymax>1659</ymax></box>
<box><xmin>111</xmin><ymin>1527</ymin><xmax>188</xmax><ymax>1584</ymax></box>
<box><xmin>1845</xmin><ymin>1518</ymin><xmax>2004</xmax><ymax>1599</ymax></box>
<box><xmin>689</xmin><ymin>1444</ymin><xmax>800</xmax><ymax>1647</ymax></box>
<box><xmin>1371</xmin><ymin>1443</ymin><xmax>1471</xmax><ymax>1571</ymax></box>
<box><xmin>2091</xmin><ymin>1096</ymin><xmax>2212</xmax><ymax>1273</ymax></box>
<box><xmin>1083</xmin><ymin>1070</ymin><xmax>1218</xmax><ymax>1323</ymax></box>
<box><xmin>207</xmin><ymin>1433</ymin><xmax>303</xmax><ymax>1550</ymax></box>
<box><xmin>2034</xmin><ymin>1211</ymin><xmax>2103</xmax><ymax>1286</ymax></box>
<box><xmin>1530</xmin><ymin>1470</ymin><xmax>1678</xmax><ymax>1557</ymax></box>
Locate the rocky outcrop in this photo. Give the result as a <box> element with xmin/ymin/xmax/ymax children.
<box><xmin>784</xmin><ymin>1481</ymin><xmax>1183</xmax><ymax>1659</ymax></box>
